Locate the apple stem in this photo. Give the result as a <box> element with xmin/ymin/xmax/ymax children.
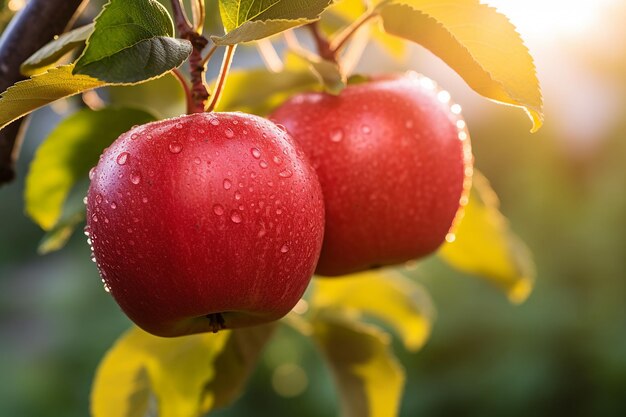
<box><xmin>171</xmin><ymin>68</ymin><xmax>196</xmax><ymax>115</ymax></box>
<box><xmin>330</xmin><ymin>10</ymin><xmax>378</xmax><ymax>55</ymax></box>
<box><xmin>307</xmin><ymin>21</ymin><xmax>338</xmax><ymax>63</ymax></box>
<box><xmin>190</xmin><ymin>0</ymin><xmax>205</xmax><ymax>34</ymax></box>
<box><xmin>206</xmin><ymin>44</ymin><xmax>237</xmax><ymax>112</ymax></box>
<box><xmin>171</xmin><ymin>0</ymin><xmax>210</xmax><ymax>113</ymax></box>
<box><xmin>206</xmin><ymin>313</ymin><xmax>226</xmax><ymax>333</ymax></box>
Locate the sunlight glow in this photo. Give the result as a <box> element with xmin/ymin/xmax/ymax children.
<box><xmin>485</xmin><ymin>0</ymin><xmax>619</xmax><ymax>39</ymax></box>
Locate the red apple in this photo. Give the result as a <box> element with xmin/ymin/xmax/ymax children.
<box><xmin>270</xmin><ymin>72</ymin><xmax>472</xmax><ymax>276</ymax></box>
<box><xmin>86</xmin><ymin>112</ymin><xmax>325</xmax><ymax>337</ymax></box>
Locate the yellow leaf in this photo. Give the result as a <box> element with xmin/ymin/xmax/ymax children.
<box><xmin>313</xmin><ymin>314</ymin><xmax>405</xmax><ymax>417</ymax></box>
<box><xmin>312</xmin><ymin>269</ymin><xmax>434</xmax><ymax>351</ymax></box>
<box><xmin>0</xmin><ymin>65</ymin><xmax>104</xmax><ymax>132</ymax></box>
<box><xmin>378</xmin><ymin>0</ymin><xmax>543</xmax><ymax>131</ymax></box>
<box><xmin>91</xmin><ymin>325</ymin><xmax>275</xmax><ymax>417</ymax></box>
<box><xmin>439</xmin><ymin>171</ymin><xmax>535</xmax><ymax>304</ymax></box>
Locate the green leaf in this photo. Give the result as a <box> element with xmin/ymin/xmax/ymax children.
<box><xmin>38</xmin><ymin>209</ymin><xmax>85</xmax><ymax>254</ymax></box>
<box><xmin>25</xmin><ymin>107</ymin><xmax>156</xmax><ymax>230</ymax></box>
<box><xmin>213</xmin><ymin>0</ymin><xmax>334</xmax><ymax>45</ymax></box>
<box><xmin>213</xmin><ymin>66</ymin><xmax>318</xmax><ymax>115</ymax></box>
<box><xmin>313</xmin><ymin>314</ymin><xmax>405</xmax><ymax>417</ymax></box>
<box><xmin>439</xmin><ymin>171</ymin><xmax>535</xmax><ymax>304</ymax></box>
<box><xmin>0</xmin><ymin>65</ymin><xmax>105</xmax><ymax>132</ymax></box>
<box><xmin>312</xmin><ymin>270</ymin><xmax>434</xmax><ymax>351</ymax></box>
<box><xmin>91</xmin><ymin>325</ymin><xmax>275</xmax><ymax>417</ymax></box>
<box><xmin>21</xmin><ymin>24</ymin><xmax>94</xmax><ymax>76</ymax></box>
<box><xmin>378</xmin><ymin>0</ymin><xmax>543</xmax><ymax>132</ymax></box>
<box><xmin>74</xmin><ymin>0</ymin><xmax>192</xmax><ymax>83</ymax></box>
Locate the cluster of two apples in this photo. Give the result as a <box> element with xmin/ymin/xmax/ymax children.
<box><xmin>86</xmin><ymin>73</ymin><xmax>473</xmax><ymax>337</ymax></box>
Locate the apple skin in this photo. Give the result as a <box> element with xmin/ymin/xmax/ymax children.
<box><xmin>86</xmin><ymin>112</ymin><xmax>325</xmax><ymax>337</ymax></box>
<box><xmin>270</xmin><ymin>72</ymin><xmax>472</xmax><ymax>276</ymax></box>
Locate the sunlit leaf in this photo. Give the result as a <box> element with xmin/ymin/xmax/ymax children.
<box><xmin>21</xmin><ymin>23</ymin><xmax>94</xmax><ymax>76</ymax></box>
<box><xmin>312</xmin><ymin>269</ymin><xmax>434</xmax><ymax>351</ymax></box>
<box><xmin>377</xmin><ymin>0</ymin><xmax>543</xmax><ymax>131</ymax></box>
<box><xmin>74</xmin><ymin>0</ymin><xmax>192</xmax><ymax>83</ymax></box>
<box><xmin>439</xmin><ymin>171</ymin><xmax>535</xmax><ymax>304</ymax></box>
<box><xmin>0</xmin><ymin>65</ymin><xmax>104</xmax><ymax>132</ymax></box>
<box><xmin>91</xmin><ymin>324</ymin><xmax>275</xmax><ymax>417</ymax></box>
<box><xmin>25</xmin><ymin>107</ymin><xmax>156</xmax><ymax>230</ymax></box>
<box><xmin>313</xmin><ymin>314</ymin><xmax>404</xmax><ymax>417</ymax></box>
<box><xmin>213</xmin><ymin>66</ymin><xmax>318</xmax><ymax>115</ymax></box>
<box><xmin>213</xmin><ymin>0</ymin><xmax>334</xmax><ymax>45</ymax></box>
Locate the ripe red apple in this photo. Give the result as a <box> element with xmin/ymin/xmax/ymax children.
<box><xmin>270</xmin><ymin>72</ymin><xmax>473</xmax><ymax>276</ymax></box>
<box><xmin>86</xmin><ymin>112</ymin><xmax>325</xmax><ymax>337</ymax></box>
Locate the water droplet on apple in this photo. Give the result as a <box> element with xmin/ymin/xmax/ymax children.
<box><xmin>83</xmin><ymin>226</ymin><xmax>90</xmax><ymax>236</ymax></box>
<box><xmin>194</xmin><ymin>157</ymin><xmax>201</xmax><ymax>165</ymax></box>
<box><xmin>275</xmin><ymin>123</ymin><xmax>287</xmax><ymax>132</ymax></box>
<box><xmin>213</xmin><ymin>204</ymin><xmax>225</xmax><ymax>215</ymax></box>
<box><xmin>224</xmin><ymin>128</ymin><xmax>234</xmax><ymax>138</ymax></box>
<box><xmin>260</xmin><ymin>161</ymin><xmax>268</xmax><ymax>169</ymax></box>
<box><xmin>130</xmin><ymin>133</ymin><xmax>139</xmax><ymax>140</ymax></box>
<box><xmin>273</xmin><ymin>155</ymin><xmax>283</xmax><ymax>164</ymax></box>
<box><xmin>116</xmin><ymin>152</ymin><xmax>129</xmax><ymax>165</ymax></box>
<box><xmin>209</xmin><ymin>117</ymin><xmax>220</xmax><ymax>126</ymax></box>
<box><xmin>251</xmin><ymin>148</ymin><xmax>261</xmax><ymax>159</ymax></box>
<box><xmin>130</xmin><ymin>171</ymin><xmax>142</xmax><ymax>185</ymax></box>
<box><xmin>330</xmin><ymin>129</ymin><xmax>343</xmax><ymax>142</ymax></box>
<box><xmin>110</xmin><ymin>202</ymin><xmax>117</xmax><ymax>209</ymax></box>
<box><xmin>95</xmin><ymin>194</ymin><xmax>103</xmax><ymax>204</ymax></box>
<box><xmin>235</xmin><ymin>191</ymin><xmax>242</xmax><ymax>200</ymax></box>
<box><xmin>405</xmin><ymin>120</ymin><xmax>414</xmax><ymax>129</ymax></box>
<box><xmin>230</xmin><ymin>211</ymin><xmax>242</xmax><ymax>224</ymax></box>
<box><xmin>223</xmin><ymin>179</ymin><xmax>232</xmax><ymax>190</ymax></box>
<box><xmin>89</xmin><ymin>167</ymin><xmax>96</xmax><ymax>180</ymax></box>
<box><xmin>92</xmin><ymin>214</ymin><xmax>98</xmax><ymax>222</ymax></box>
<box><xmin>361</xmin><ymin>125</ymin><xmax>371</xmax><ymax>134</ymax></box>
<box><xmin>278</xmin><ymin>169</ymin><xmax>293</xmax><ymax>178</ymax></box>
<box><xmin>169</xmin><ymin>141</ymin><xmax>183</xmax><ymax>154</ymax></box>
<box><xmin>175</xmin><ymin>122</ymin><xmax>183</xmax><ymax>129</ymax></box>
<box><xmin>280</xmin><ymin>244</ymin><xmax>289</xmax><ymax>253</ymax></box>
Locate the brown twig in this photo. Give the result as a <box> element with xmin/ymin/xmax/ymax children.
<box><xmin>0</xmin><ymin>0</ymin><xmax>88</xmax><ymax>185</ymax></box>
<box><xmin>307</xmin><ymin>21</ymin><xmax>337</xmax><ymax>63</ymax></box>
<box><xmin>171</xmin><ymin>0</ymin><xmax>209</xmax><ymax>113</ymax></box>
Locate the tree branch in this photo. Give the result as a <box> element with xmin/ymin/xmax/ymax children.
<box><xmin>0</xmin><ymin>0</ymin><xmax>87</xmax><ymax>186</ymax></box>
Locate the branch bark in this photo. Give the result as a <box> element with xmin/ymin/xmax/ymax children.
<box><xmin>0</xmin><ymin>0</ymin><xmax>87</xmax><ymax>186</ymax></box>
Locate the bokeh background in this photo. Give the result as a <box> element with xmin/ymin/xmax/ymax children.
<box><xmin>1</xmin><ymin>0</ymin><xmax>625</xmax><ymax>416</ymax></box>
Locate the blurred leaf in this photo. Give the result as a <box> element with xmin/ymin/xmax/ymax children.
<box><xmin>37</xmin><ymin>209</ymin><xmax>85</xmax><ymax>254</ymax></box>
<box><xmin>325</xmin><ymin>0</ymin><xmax>406</xmax><ymax>59</ymax></box>
<box><xmin>312</xmin><ymin>270</ymin><xmax>434</xmax><ymax>351</ymax></box>
<box><xmin>313</xmin><ymin>314</ymin><xmax>404</xmax><ymax>417</ymax></box>
<box><xmin>21</xmin><ymin>24</ymin><xmax>94</xmax><ymax>76</ymax></box>
<box><xmin>74</xmin><ymin>0</ymin><xmax>192</xmax><ymax>83</ymax></box>
<box><xmin>0</xmin><ymin>65</ymin><xmax>104</xmax><ymax>132</ymax></box>
<box><xmin>107</xmin><ymin>73</ymin><xmax>186</xmax><ymax>119</ymax></box>
<box><xmin>439</xmin><ymin>171</ymin><xmax>535</xmax><ymax>304</ymax></box>
<box><xmin>378</xmin><ymin>0</ymin><xmax>543</xmax><ymax>132</ymax></box>
<box><xmin>25</xmin><ymin>107</ymin><xmax>156</xmax><ymax>230</ymax></box>
<box><xmin>213</xmin><ymin>0</ymin><xmax>334</xmax><ymax>45</ymax></box>
<box><xmin>214</xmin><ymin>66</ymin><xmax>318</xmax><ymax>115</ymax></box>
<box><xmin>92</xmin><ymin>324</ymin><xmax>275</xmax><ymax>417</ymax></box>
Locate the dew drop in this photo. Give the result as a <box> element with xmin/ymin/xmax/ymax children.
<box><xmin>273</xmin><ymin>155</ymin><xmax>283</xmax><ymax>164</ymax></box>
<box><xmin>142</xmin><ymin>197</ymin><xmax>148</xmax><ymax>203</ymax></box>
<box><xmin>130</xmin><ymin>133</ymin><xmax>139</xmax><ymax>140</ymax></box>
<box><xmin>175</xmin><ymin>122</ymin><xmax>183</xmax><ymax>129</ymax></box>
<box><xmin>223</xmin><ymin>179</ymin><xmax>232</xmax><ymax>190</ymax></box>
<box><xmin>456</xmin><ymin>120</ymin><xmax>466</xmax><ymax>129</ymax></box>
<box><xmin>194</xmin><ymin>157</ymin><xmax>201</xmax><ymax>165</ymax></box>
<box><xmin>130</xmin><ymin>171</ymin><xmax>142</xmax><ymax>185</ymax></box>
<box><xmin>213</xmin><ymin>204</ymin><xmax>225</xmax><ymax>215</ymax></box>
<box><xmin>116</xmin><ymin>152</ymin><xmax>129</xmax><ymax>165</ymax></box>
<box><xmin>230</xmin><ymin>211</ymin><xmax>242</xmax><ymax>224</ymax></box>
<box><xmin>95</xmin><ymin>194</ymin><xmax>103</xmax><ymax>204</ymax></box>
<box><xmin>260</xmin><ymin>160</ymin><xmax>268</xmax><ymax>169</ymax></box>
<box><xmin>83</xmin><ymin>226</ymin><xmax>90</xmax><ymax>236</ymax></box>
<box><xmin>251</xmin><ymin>148</ymin><xmax>261</xmax><ymax>159</ymax></box>
<box><xmin>224</xmin><ymin>128</ymin><xmax>234</xmax><ymax>138</ymax></box>
<box><xmin>451</xmin><ymin>104</ymin><xmax>462</xmax><ymax>114</ymax></box>
<box><xmin>330</xmin><ymin>129</ymin><xmax>343</xmax><ymax>142</ymax></box>
<box><xmin>235</xmin><ymin>191</ymin><xmax>242</xmax><ymax>200</ymax></box>
<box><xmin>83</xmin><ymin>196</ymin><xmax>88</xmax><ymax>205</ymax></box>
<box><xmin>209</xmin><ymin>117</ymin><xmax>220</xmax><ymax>126</ymax></box>
<box><xmin>110</xmin><ymin>202</ymin><xmax>117</xmax><ymax>209</ymax></box>
<box><xmin>169</xmin><ymin>141</ymin><xmax>183</xmax><ymax>154</ymax></box>
<box><xmin>89</xmin><ymin>167</ymin><xmax>96</xmax><ymax>180</ymax></box>
<box><xmin>361</xmin><ymin>125</ymin><xmax>371</xmax><ymax>134</ymax></box>
<box><xmin>275</xmin><ymin>124</ymin><xmax>287</xmax><ymax>132</ymax></box>
<box><xmin>92</xmin><ymin>214</ymin><xmax>98</xmax><ymax>223</ymax></box>
<box><xmin>279</xmin><ymin>169</ymin><xmax>293</xmax><ymax>178</ymax></box>
<box><xmin>280</xmin><ymin>244</ymin><xmax>289</xmax><ymax>253</ymax></box>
